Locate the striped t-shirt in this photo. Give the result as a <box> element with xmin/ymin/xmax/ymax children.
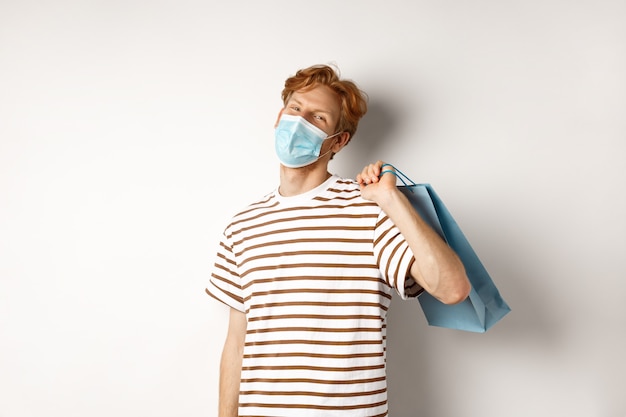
<box><xmin>206</xmin><ymin>174</ymin><xmax>422</xmax><ymax>416</ymax></box>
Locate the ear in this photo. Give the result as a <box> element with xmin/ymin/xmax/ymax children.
<box><xmin>331</xmin><ymin>132</ymin><xmax>352</xmax><ymax>153</ymax></box>
<box><xmin>274</xmin><ymin>108</ymin><xmax>284</xmax><ymax>128</ymax></box>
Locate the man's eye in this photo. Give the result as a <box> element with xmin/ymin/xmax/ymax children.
<box><xmin>314</xmin><ymin>115</ymin><xmax>325</xmax><ymax>121</ymax></box>
<box><xmin>291</xmin><ymin>106</ymin><xmax>300</xmax><ymax>111</ymax></box>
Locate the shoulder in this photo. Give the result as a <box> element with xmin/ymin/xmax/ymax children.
<box><xmin>219</xmin><ymin>189</ymin><xmax>279</xmax><ymax>234</ymax></box>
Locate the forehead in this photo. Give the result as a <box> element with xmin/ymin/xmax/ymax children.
<box><xmin>288</xmin><ymin>85</ymin><xmax>341</xmax><ymax>115</ymax></box>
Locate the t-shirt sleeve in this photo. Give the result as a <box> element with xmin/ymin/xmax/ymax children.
<box><xmin>205</xmin><ymin>231</ymin><xmax>246</xmax><ymax>312</ymax></box>
<box><xmin>373</xmin><ymin>211</ymin><xmax>423</xmax><ymax>300</ymax></box>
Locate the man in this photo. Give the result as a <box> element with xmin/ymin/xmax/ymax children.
<box><xmin>206</xmin><ymin>64</ymin><xmax>470</xmax><ymax>417</ymax></box>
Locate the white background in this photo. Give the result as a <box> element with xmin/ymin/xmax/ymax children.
<box><xmin>1</xmin><ymin>1</ymin><xmax>625</xmax><ymax>416</ymax></box>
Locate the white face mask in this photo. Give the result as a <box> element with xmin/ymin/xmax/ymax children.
<box><xmin>274</xmin><ymin>114</ymin><xmax>341</xmax><ymax>168</ymax></box>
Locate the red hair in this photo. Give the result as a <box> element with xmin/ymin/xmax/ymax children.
<box><xmin>281</xmin><ymin>64</ymin><xmax>368</xmax><ymax>138</ymax></box>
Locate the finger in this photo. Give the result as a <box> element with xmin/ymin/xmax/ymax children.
<box><xmin>367</xmin><ymin>163</ymin><xmax>381</xmax><ymax>183</ymax></box>
<box><xmin>360</xmin><ymin>165</ymin><xmax>374</xmax><ymax>184</ymax></box>
<box><xmin>356</xmin><ymin>170</ymin><xmax>370</xmax><ymax>185</ymax></box>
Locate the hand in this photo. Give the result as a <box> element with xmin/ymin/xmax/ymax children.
<box><xmin>356</xmin><ymin>161</ymin><xmax>398</xmax><ymax>202</ymax></box>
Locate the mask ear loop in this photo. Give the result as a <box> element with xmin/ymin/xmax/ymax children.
<box><xmin>325</xmin><ymin>131</ymin><xmax>343</xmax><ymax>140</ymax></box>
<box><xmin>380</xmin><ymin>163</ymin><xmax>417</xmax><ymax>193</ymax></box>
<box><xmin>324</xmin><ymin>133</ymin><xmax>346</xmax><ymax>161</ymax></box>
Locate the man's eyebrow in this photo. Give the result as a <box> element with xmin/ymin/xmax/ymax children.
<box><xmin>288</xmin><ymin>98</ymin><xmax>333</xmax><ymax>114</ymax></box>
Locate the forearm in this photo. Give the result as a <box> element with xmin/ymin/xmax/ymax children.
<box><xmin>377</xmin><ymin>187</ymin><xmax>470</xmax><ymax>304</ymax></box>
<box><xmin>218</xmin><ymin>345</ymin><xmax>242</xmax><ymax>417</ymax></box>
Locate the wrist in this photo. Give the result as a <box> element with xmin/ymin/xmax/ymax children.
<box><xmin>373</xmin><ymin>186</ymin><xmax>404</xmax><ymax>211</ymax></box>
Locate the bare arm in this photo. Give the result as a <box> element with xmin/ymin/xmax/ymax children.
<box><xmin>218</xmin><ymin>308</ymin><xmax>247</xmax><ymax>417</ymax></box>
<box><xmin>357</xmin><ymin>161</ymin><xmax>471</xmax><ymax>304</ymax></box>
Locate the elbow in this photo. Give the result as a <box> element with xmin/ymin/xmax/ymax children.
<box><xmin>441</xmin><ymin>286</ymin><xmax>470</xmax><ymax>305</ymax></box>
<box><xmin>413</xmin><ymin>260</ymin><xmax>471</xmax><ymax>305</ymax></box>
<box><xmin>440</xmin><ymin>272</ymin><xmax>471</xmax><ymax>305</ymax></box>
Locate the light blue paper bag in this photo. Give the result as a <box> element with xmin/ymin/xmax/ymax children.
<box><xmin>382</xmin><ymin>165</ymin><xmax>511</xmax><ymax>332</ymax></box>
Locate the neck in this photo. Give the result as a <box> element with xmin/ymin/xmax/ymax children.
<box><xmin>278</xmin><ymin>163</ymin><xmax>332</xmax><ymax>197</ymax></box>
